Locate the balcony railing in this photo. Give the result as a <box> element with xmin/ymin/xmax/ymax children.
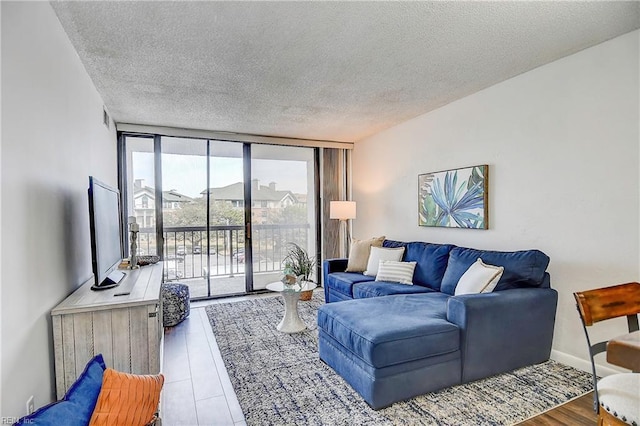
<box><xmin>136</xmin><ymin>223</ymin><xmax>311</xmax><ymax>282</ymax></box>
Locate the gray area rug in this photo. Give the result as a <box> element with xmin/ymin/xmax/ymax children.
<box><xmin>205</xmin><ymin>292</ymin><xmax>592</xmax><ymax>425</ymax></box>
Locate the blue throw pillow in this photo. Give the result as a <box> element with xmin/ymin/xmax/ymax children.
<box><xmin>14</xmin><ymin>354</ymin><xmax>106</xmax><ymax>425</ymax></box>
<box><xmin>382</xmin><ymin>239</ymin><xmax>407</xmax><ymax>249</ymax></box>
<box><xmin>403</xmin><ymin>242</ymin><xmax>455</xmax><ymax>290</ymax></box>
<box><xmin>383</xmin><ymin>240</ymin><xmax>455</xmax><ymax>290</ymax></box>
<box><xmin>440</xmin><ymin>247</ymin><xmax>550</xmax><ymax>295</ymax></box>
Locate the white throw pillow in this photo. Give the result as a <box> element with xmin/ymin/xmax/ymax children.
<box><xmin>364</xmin><ymin>246</ymin><xmax>405</xmax><ymax>276</ymax></box>
<box><xmin>375</xmin><ymin>260</ymin><xmax>416</xmax><ymax>285</ymax></box>
<box><xmin>454</xmin><ymin>258</ymin><xmax>505</xmax><ymax>296</ymax></box>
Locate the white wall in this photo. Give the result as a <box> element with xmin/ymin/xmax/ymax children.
<box><xmin>352</xmin><ymin>30</ymin><xmax>639</xmax><ymax>373</ymax></box>
<box><xmin>1</xmin><ymin>2</ymin><xmax>117</xmax><ymax>417</ymax></box>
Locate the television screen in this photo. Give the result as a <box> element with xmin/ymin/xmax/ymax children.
<box><xmin>89</xmin><ymin>177</ymin><xmax>125</xmax><ymax>289</ymax></box>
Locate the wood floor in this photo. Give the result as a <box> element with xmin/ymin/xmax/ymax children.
<box><xmin>517</xmin><ymin>392</ymin><xmax>597</xmax><ymax>425</ymax></box>
<box><xmin>162</xmin><ymin>307</ymin><xmax>246</xmax><ymax>426</ymax></box>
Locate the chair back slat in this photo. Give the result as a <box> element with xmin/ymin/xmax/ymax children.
<box><xmin>574</xmin><ymin>282</ymin><xmax>640</xmax><ymax>326</ymax></box>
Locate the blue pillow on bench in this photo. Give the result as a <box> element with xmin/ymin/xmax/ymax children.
<box><xmin>14</xmin><ymin>354</ymin><xmax>106</xmax><ymax>425</ymax></box>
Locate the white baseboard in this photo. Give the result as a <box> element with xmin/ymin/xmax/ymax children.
<box><xmin>551</xmin><ymin>349</ymin><xmax>625</xmax><ymax>377</ymax></box>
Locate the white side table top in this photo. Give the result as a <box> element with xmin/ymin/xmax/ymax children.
<box><xmin>266</xmin><ymin>281</ymin><xmax>317</xmax><ymax>293</ymax></box>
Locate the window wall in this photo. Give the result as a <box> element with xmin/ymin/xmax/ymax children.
<box><xmin>121</xmin><ymin>133</ymin><xmax>319</xmax><ymax>299</ymax></box>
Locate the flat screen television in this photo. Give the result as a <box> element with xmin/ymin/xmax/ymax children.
<box><xmin>88</xmin><ymin>176</ymin><xmax>125</xmax><ymax>290</ymax></box>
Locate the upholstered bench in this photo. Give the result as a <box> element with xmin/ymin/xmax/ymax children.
<box><xmin>318</xmin><ymin>293</ymin><xmax>462</xmax><ymax>409</ymax></box>
<box><xmin>162</xmin><ymin>283</ymin><xmax>190</xmax><ymax>327</ymax></box>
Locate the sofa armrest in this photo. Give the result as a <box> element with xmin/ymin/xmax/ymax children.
<box><xmin>322</xmin><ymin>259</ymin><xmax>348</xmax><ymax>302</ymax></box>
<box><xmin>323</xmin><ymin>258</ymin><xmax>348</xmax><ymax>275</ymax></box>
<box><xmin>446</xmin><ymin>288</ymin><xmax>558</xmax><ymax>383</ymax></box>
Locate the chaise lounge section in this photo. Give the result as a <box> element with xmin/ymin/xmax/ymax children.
<box><xmin>318</xmin><ymin>240</ymin><xmax>558</xmax><ymax>409</ymax></box>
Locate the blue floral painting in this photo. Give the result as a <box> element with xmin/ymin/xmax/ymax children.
<box><xmin>418</xmin><ymin>165</ymin><xmax>488</xmax><ymax>229</ymax></box>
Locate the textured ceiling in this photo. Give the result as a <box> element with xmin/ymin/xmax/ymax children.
<box><xmin>51</xmin><ymin>1</ymin><xmax>640</xmax><ymax>143</ymax></box>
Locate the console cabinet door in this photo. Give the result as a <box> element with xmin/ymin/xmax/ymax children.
<box><xmin>52</xmin><ymin>263</ymin><xmax>163</xmax><ymax>398</ymax></box>
<box><xmin>52</xmin><ymin>302</ymin><xmax>161</xmax><ymax>398</ymax></box>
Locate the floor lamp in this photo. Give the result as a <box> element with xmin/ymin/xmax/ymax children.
<box><xmin>330</xmin><ymin>201</ymin><xmax>356</xmax><ymax>258</ymax></box>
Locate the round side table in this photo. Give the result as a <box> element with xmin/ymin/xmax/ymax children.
<box><xmin>266</xmin><ymin>281</ymin><xmax>317</xmax><ymax>333</ymax></box>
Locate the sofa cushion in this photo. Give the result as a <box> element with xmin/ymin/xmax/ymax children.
<box><xmin>383</xmin><ymin>240</ymin><xmax>455</xmax><ymax>290</ymax></box>
<box><xmin>317</xmin><ymin>294</ymin><xmax>458</xmax><ymax>368</ymax></box>
<box><xmin>346</xmin><ymin>236</ymin><xmax>385</xmax><ymax>272</ymax></box>
<box><xmin>90</xmin><ymin>368</ymin><xmax>164</xmax><ymax>426</ymax></box>
<box><xmin>364</xmin><ymin>246</ymin><xmax>405</xmax><ymax>277</ymax></box>
<box><xmin>15</xmin><ymin>354</ymin><xmax>106</xmax><ymax>426</ymax></box>
<box><xmin>441</xmin><ymin>247</ymin><xmax>550</xmax><ymax>295</ymax></box>
<box><xmin>353</xmin><ymin>281</ymin><xmax>435</xmax><ymax>299</ymax></box>
<box><xmin>325</xmin><ymin>271</ymin><xmax>375</xmax><ymax>298</ymax></box>
<box><xmin>375</xmin><ymin>260</ymin><xmax>416</xmax><ymax>284</ymax></box>
<box><xmin>454</xmin><ymin>258</ymin><xmax>504</xmax><ymax>295</ymax></box>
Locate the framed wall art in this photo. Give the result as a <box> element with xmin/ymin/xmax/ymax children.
<box><xmin>418</xmin><ymin>165</ymin><xmax>488</xmax><ymax>229</ymax></box>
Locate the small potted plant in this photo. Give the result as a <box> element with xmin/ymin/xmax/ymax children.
<box><xmin>283</xmin><ymin>242</ymin><xmax>316</xmax><ymax>301</ymax></box>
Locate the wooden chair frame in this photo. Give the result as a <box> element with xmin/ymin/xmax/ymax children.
<box><xmin>573</xmin><ymin>282</ymin><xmax>640</xmax><ymax>412</ymax></box>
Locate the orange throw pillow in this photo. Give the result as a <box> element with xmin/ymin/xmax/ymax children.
<box><xmin>89</xmin><ymin>368</ymin><xmax>164</xmax><ymax>426</ymax></box>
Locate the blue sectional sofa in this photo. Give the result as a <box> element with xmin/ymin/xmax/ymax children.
<box><xmin>318</xmin><ymin>240</ymin><xmax>558</xmax><ymax>409</ymax></box>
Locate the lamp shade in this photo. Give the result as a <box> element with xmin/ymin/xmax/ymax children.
<box><xmin>330</xmin><ymin>201</ymin><xmax>356</xmax><ymax>220</ymax></box>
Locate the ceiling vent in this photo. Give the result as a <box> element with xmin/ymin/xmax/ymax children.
<box><xmin>103</xmin><ymin>107</ymin><xmax>110</xmax><ymax>129</ymax></box>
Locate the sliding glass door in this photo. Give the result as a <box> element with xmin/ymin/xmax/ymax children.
<box><xmin>159</xmin><ymin>137</ymin><xmax>249</xmax><ymax>298</ymax></box>
<box><xmin>122</xmin><ymin>133</ymin><xmax>318</xmax><ymax>299</ymax></box>
<box><xmin>205</xmin><ymin>141</ymin><xmax>246</xmax><ymax>296</ymax></box>
<box><xmin>160</xmin><ymin>137</ymin><xmax>210</xmax><ymax>296</ymax></box>
<box><xmin>250</xmin><ymin>145</ymin><xmax>318</xmax><ymax>290</ymax></box>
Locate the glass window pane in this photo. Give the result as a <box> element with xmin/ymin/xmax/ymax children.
<box><xmin>161</xmin><ymin>137</ymin><xmax>208</xmax><ymax>293</ymax></box>
<box><xmin>125</xmin><ymin>136</ymin><xmax>157</xmax><ymax>256</ymax></box>
<box><xmin>251</xmin><ymin>144</ymin><xmax>317</xmax><ymax>290</ymax></box>
<box><xmin>207</xmin><ymin>141</ymin><xmax>245</xmax><ymax>296</ymax></box>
